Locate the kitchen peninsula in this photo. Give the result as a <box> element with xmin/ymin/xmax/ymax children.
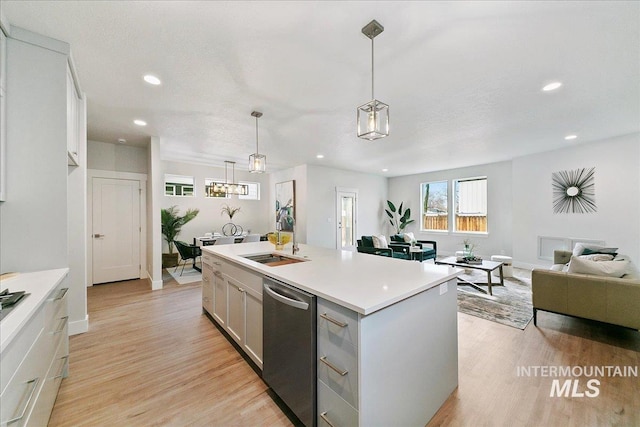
<box><xmin>201</xmin><ymin>241</ymin><xmax>460</xmax><ymax>426</ymax></box>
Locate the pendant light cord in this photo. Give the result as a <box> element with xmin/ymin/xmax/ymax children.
<box><xmin>255</xmin><ymin>116</ymin><xmax>259</xmax><ymax>154</ymax></box>
<box><xmin>371</xmin><ymin>36</ymin><xmax>375</xmax><ymax>100</ymax></box>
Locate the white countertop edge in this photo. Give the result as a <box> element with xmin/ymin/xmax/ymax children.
<box><xmin>0</xmin><ymin>268</ymin><xmax>69</xmax><ymax>353</ymax></box>
<box><xmin>203</xmin><ymin>243</ymin><xmax>461</xmax><ymax>315</ymax></box>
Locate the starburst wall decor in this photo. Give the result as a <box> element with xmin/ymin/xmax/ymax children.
<box><xmin>552</xmin><ymin>167</ymin><xmax>596</xmax><ymax>214</ymax></box>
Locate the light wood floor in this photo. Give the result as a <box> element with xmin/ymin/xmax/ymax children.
<box><xmin>49</xmin><ymin>273</ymin><xmax>640</xmax><ymax>427</ymax></box>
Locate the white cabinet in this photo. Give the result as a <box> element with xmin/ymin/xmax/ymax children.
<box><xmin>201</xmin><ymin>257</ymin><xmax>214</xmax><ymax>316</ymax></box>
<box><xmin>0</xmin><ymin>28</ymin><xmax>7</xmax><ymax>201</ymax></box>
<box><xmin>0</xmin><ymin>271</ymin><xmax>69</xmax><ymax>427</ymax></box>
<box><xmin>201</xmin><ymin>253</ymin><xmax>263</xmax><ymax>369</ymax></box>
<box><xmin>66</xmin><ymin>64</ymin><xmax>81</xmax><ymax>166</ymax></box>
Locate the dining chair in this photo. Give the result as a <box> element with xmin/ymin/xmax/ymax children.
<box><xmin>215</xmin><ymin>236</ymin><xmax>236</xmax><ymax>245</ymax></box>
<box><xmin>242</xmin><ymin>234</ymin><xmax>261</xmax><ymax>243</ymax></box>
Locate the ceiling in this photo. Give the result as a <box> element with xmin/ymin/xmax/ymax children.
<box><xmin>3</xmin><ymin>1</ymin><xmax>639</xmax><ymax>177</ymax></box>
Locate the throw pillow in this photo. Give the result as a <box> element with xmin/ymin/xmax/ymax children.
<box><xmin>572</xmin><ymin>242</ymin><xmax>605</xmax><ymax>257</ymax></box>
<box><xmin>567</xmin><ymin>256</ymin><xmax>629</xmax><ymax>278</ymax></box>
<box><xmin>582</xmin><ymin>247</ymin><xmax>619</xmax><ymax>257</ymax></box>
<box><xmin>403</xmin><ymin>232</ymin><xmax>415</xmax><ymax>243</ymax></box>
<box><xmin>578</xmin><ymin>254</ymin><xmax>615</xmax><ymax>262</ymax></box>
<box><xmin>372</xmin><ymin>235</ymin><xmax>389</xmax><ymax>249</ymax></box>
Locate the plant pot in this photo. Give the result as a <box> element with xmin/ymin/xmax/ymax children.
<box><xmin>162</xmin><ymin>253</ymin><xmax>179</xmax><ymax>268</ymax></box>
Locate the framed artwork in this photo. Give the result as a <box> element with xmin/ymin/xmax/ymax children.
<box><xmin>552</xmin><ymin>167</ymin><xmax>596</xmax><ymax>214</ymax></box>
<box><xmin>275</xmin><ymin>180</ymin><xmax>295</xmax><ymax>231</ymax></box>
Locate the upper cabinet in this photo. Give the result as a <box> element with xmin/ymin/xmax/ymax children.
<box><xmin>0</xmin><ymin>27</ymin><xmax>7</xmax><ymax>201</ymax></box>
<box><xmin>66</xmin><ymin>62</ymin><xmax>84</xmax><ymax>166</ymax></box>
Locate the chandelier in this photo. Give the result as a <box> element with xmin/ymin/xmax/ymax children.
<box><xmin>206</xmin><ymin>161</ymin><xmax>248</xmax><ymax>197</ymax></box>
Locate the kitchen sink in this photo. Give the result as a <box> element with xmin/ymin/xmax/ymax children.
<box><xmin>243</xmin><ymin>253</ymin><xmax>308</xmax><ymax>267</ymax></box>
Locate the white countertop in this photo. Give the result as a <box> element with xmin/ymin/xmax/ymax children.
<box><xmin>202</xmin><ymin>242</ymin><xmax>460</xmax><ymax>315</ymax></box>
<box><xmin>0</xmin><ymin>268</ymin><xmax>69</xmax><ymax>352</ymax></box>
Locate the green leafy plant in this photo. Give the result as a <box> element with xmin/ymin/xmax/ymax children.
<box><xmin>385</xmin><ymin>200</ymin><xmax>415</xmax><ymax>234</ymax></box>
<box><xmin>161</xmin><ymin>205</ymin><xmax>199</xmax><ymax>254</ymax></box>
<box><xmin>221</xmin><ymin>204</ymin><xmax>241</xmax><ymax>220</ymax></box>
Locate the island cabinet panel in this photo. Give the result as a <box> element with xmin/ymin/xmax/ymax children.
<box><xmin>201</xmin><ymin>257</ymin><xmax>214</xmax><ymax>315</ymax></box>
<box><xmin>0</xmin><ymin>270</ymin><xmax>69</xmax><ymax>427</ymax></box>
<box><xmin>202</xmin><ymin>253</ymin><xmax>263</xmax><ymax>369</ymax></box>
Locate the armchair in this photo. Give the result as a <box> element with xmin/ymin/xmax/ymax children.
<box><xmin>357</xmin><ymin>236</ymin><xmax>411</xmax><ymax>260</ymax></box>
<box><xmin>174</xmin><ymin>240</ymin><xmax>202</xmax><ymax>275</ymax></box>
<box><xmin>390</xmin><ymin>234</ymin><xmax>437</xmax><ymax>262</ymax></box>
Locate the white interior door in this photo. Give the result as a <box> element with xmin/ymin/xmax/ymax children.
<box><xmin>92</xmin><ymin>177</ymin><xmax>140</xmax><ymax>284</ymax></box>
<box><xmin>336</xmin><ymin>189</ymin><xmax>358</xmax><ymax>251</ymax></box>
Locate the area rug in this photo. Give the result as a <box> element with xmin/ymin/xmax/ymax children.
<box><xmin>167</xmin><ymin>263</ymin><xmax>202</xmax><ymax>285</ymax></box>
<box><xmin>456</xmin><ymin>269</ymin><xmax>533</xmax><ymax>330</ymax></box>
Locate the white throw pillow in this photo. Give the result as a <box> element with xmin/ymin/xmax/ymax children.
<box><xmin>572</xmin><ymin>242</ymin><xmax>604</xmax><ymax>257</ymax></box>
<box><xmin>567</xmin><ymin>256</ymin><xmax>629</xmax><ymax>278</ymax></box>
<box><xmin>372</xmin><ymin>235</ymin><xmax>388</xmax><ymax>249</ymax></box>
<box><xmin>403</xmin><ymin>232</ymin><xmax>415</xmax><ymax>243</ymax></box>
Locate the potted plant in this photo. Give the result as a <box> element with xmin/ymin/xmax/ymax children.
<box><xmin>385</xmin><ymin>200</ymin><xmax>415</xmax><ymax>234</ymax></box>
<box><xmin>161</xmin><ymin>205</ymin><xmax>199</xmax><ymax>268</ymax></box>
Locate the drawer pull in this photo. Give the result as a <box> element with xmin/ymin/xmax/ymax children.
<box><xmin>53</xmin><ymin>316</ymin><xmax>69</xmax><ymax>334</ymax></box>
<box><xmin>214</xmin><ymin>271</ymin><xmax>223</xmax><ymax>278</ymax></box>
<box><xmin>4</xmin><ymin>378</ymin><xmax>39</xmax><ymax>424</ymax></box>
<box><xmin>319</xmin><ymin>411</ymin><xmax>336</xmax><ymax>427</ymax></box>
<box><xmin>213</xmin><ymin>262</ymin><xmax>222</xmax><ymax>266</ymax></box>
<box><xmin>320</xmin><ymin>313</ymin><xmax>347</xmax><ymax>328</ymax></box>
<box><xmin>320</xmin><ymin>356</ymin><xmax>348</xmax><ymax>376</ymax></box>
<box><xmin>53</xmin><ymin>356</ymin><xmax>69</xmax><ymax>380</ymax></box>
<box><xmin>202</xmin><ymin>276</ymin><xmax>209</xmax><ymax>283</ymax></box>
<box><xmin>51</xmin><ymin>287</ymin><xmax>69</xmax><ymax>301</ymax></box>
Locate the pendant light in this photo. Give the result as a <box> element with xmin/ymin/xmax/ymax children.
<box><xmin>207</xmin><ymin>161</ymin><xmax>248</xmax><ymax>197</ymax></box>
<box><xmin>249</xmin><ymin>111</ymin><xmax>266</xmax><ymax>173</ymax></box>
<box><xmin>357</xmin><ymin>19</ymin><xmax>389</xmax><ymax>141</ymax></box>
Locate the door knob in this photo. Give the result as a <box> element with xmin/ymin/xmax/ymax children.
<box><xmin>94</xmin><ymin>234</ymin><xmax>105</xmax><ymax>238</ymax></box>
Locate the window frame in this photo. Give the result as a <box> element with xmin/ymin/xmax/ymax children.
<box><xmin>164</xmin><ymin>174</ymin><xmax>195</xmax><ymax>197</ymax></box>
<box><xmin>453</xmin><ymin>175</ymin><xmax>488</xmax><ymax>234</ymax></box>
<box><xmin>420</xmin><ymin>180</ymin><xmax>449</xmax><ymax>233</ymax></box>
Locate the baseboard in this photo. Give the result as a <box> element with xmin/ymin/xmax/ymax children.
<box><xmin>149</xmin><ymin>276</ymin><xmax>163</xmax><ymax>290</ymax></box>
<box><xmin>69</xmin><ymin>315</ymin><xmax>89</xmax><ymax>335</ymax></box>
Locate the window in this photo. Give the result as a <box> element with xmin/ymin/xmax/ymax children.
<box><xmin>165</xmin><ymin>174</ymin><xmax>194</xmax><ymax>197</ymax></box>
<box><xmin>454</xmin><ymin>176</ymin><xmax>487</xmax><ymax>233</ymax></box>
<box><xmin>238</xmin><ymin>182</ymin><xmax>260</xmax><ymax>200</ymax></box>
<box><xmin>421</xmin><ymin>181</ymin><xmax>448</xmax><ymax>231</ymax></box>
<box><xmin>204</xmin><ymin>178</ymin><xmax>229</xmax><ymax>198</ymax></box>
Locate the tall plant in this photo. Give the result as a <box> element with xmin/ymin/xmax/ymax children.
<box><xmin>385</xmin><ymin>200</ymin><xmax>414</xmax><ymax>234</ymax></box>
<box><xmin>161</xmin><ymin>205</ymin><xmax>199</xmax><ymax>253</ymax></box>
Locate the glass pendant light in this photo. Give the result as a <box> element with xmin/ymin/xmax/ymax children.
<box><xmin>357</xmin><ymin>20</ymin><xmax>389</xmax><ymax>141</ymax></box>
<box><xmin>249</xmin><ymin>111</ymin><xmax>266</xmax><ymax>173</ymax></box>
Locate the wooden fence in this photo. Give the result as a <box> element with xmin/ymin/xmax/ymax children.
<box><xmin>423</xmin><ymin>215</ymin><xmax>487</xmax><ymax>232</ymax></box>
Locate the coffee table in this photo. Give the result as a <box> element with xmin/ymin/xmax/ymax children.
<box><xmin>435</xmin><ymin>256</ymin><xmax>504</xmax><ymax>296</ymax></box>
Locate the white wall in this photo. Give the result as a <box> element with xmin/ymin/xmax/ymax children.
<box><xmin>388</xmin><ymin>161</ymin><xmax>513</xmax><ymax>259</ymax></box>
<box><xmin>87</xmin><ymin>139</ymin><xmax>148</xmax><ymax>174</ymax></box>
<box><xmin>512</xmin><ymin>133</ymin><xmax>640</xmax><ymax>268</ymax></box>
<box><xmin>306</xmin><ymin>165</ymin><xmax>388</xmax><ymax>249</ymax></box>
<box><xmin>160</xmin><ymin>160</ymin><xmax>271</xmax><ymax>251</ymax></box>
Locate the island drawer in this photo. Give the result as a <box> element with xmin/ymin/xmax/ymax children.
<box><xmin>317</xmin><ymin>379</ymin><xmax>358</xmax><ymax>427</ymax></box>
<box><xmin>317</xmin><ymin>298</ymin><xmax>359</xmax><ymax>348</ymax></box>
<box><xmin>202</xmin><ymin>253</ymin><xmax>214</xmax><ymax>267</ymax></box>
<box><xmin>317</xmin><ymin>330</ymin><xmax>358</xmax><ymax>409</ymax></box>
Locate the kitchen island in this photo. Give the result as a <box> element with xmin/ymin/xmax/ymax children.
<box><xmin>201</xmin><ymin>241</ymin><xmax>460</xmax><ymax>426</ymax></box>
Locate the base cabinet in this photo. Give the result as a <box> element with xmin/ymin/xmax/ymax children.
<box><xmin>202</xmin><ymin>253</ymin><xmax>263</xmax><ymax>369</ymax></box>
<box><xmin>0</xmin><ymin>273</ymin><xmax>69</xmax><ymax>427</ymax></box>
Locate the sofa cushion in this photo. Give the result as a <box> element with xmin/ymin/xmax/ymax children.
<box><xmin>578</xmin><ymin>254</ymin><xmax>615</xmax><ymax>262</ymax></box>
<box><xmin>567</xmin><ymin>255</ymin><xmax>629</xmax><ymax>278</ymax></box>
<box><xmin>361</xmin><ymin>236</ymin><xmax>374</xmax><ymax>247</ymax></box>
<box><xmin>372</xmin><ymin>235</ymin><xmax>389</xmax><ymax>249</ymax></box>
<box><xmin>572</xmin><ymin>242</ymin><xmax>604</xmax><ymax>256</ymax></box>
<box><xmin>403</xmin><ymin>232</ymin><xmax>416</xmax><ymax>243</ymax></box>
<box><xmin>582</xmin><ymin>247</ymin><xmax>619</xmax><ymax>257</ymax></box>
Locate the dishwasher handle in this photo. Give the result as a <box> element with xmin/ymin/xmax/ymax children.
<box><xmin>264</xmin><ymin>283</ymin><xmax>309</xmax><ymax>310</ymax></box>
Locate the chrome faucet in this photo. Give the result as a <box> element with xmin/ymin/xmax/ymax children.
<box><xmin>289</xmin><ymin>215</ymin><xmax>299</xmax><ymax>255</ymax></box>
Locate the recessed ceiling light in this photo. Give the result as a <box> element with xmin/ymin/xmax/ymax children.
<box><xmin>564</xmin><ymin>134</ymin><xmax>578</xmax><ymax>141</ymax></box>
<box><xmin>143</xmin><ymin>74</ymin><xmax>161</xmax><ymax>85</ymax></box>
<box><xmin>134</xmin><ymin>119</ymin><xmax>147</xmax><ymax>126</ymax></box>
<box><xmin>316</xmin><ymin>154</ymin><xmax>324</xmax><ymax>159</ymax></box>
<box><xmin>117</xmin><ymin>138</ymin><xmax>127</xmax><ymax>144</ymax></box>
<box><xmin>382</xmin><ymin>168</ymin><xmax>388</xmax><ymax>172</ymax></box>
<box><xmin>542</xmin><ymin>82</ymin><xmax>562</xmax><ymax>92</ymax></box>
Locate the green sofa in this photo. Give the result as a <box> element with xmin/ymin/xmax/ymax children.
<box><xmin>356</xmin><ymin>236</ymin><xmax>410</xmax><ymax>260</ymax></box>
<box><xmin>532</xmin><ymin>250</ymin><xmax>640</xmax><ymax>330</ymax></box>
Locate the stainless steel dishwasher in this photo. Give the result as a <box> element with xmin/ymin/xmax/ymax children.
<box><xmin>263</xmin><ymin>277</ymin><xmax>316</xmax><ymax>427</ymax></box>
